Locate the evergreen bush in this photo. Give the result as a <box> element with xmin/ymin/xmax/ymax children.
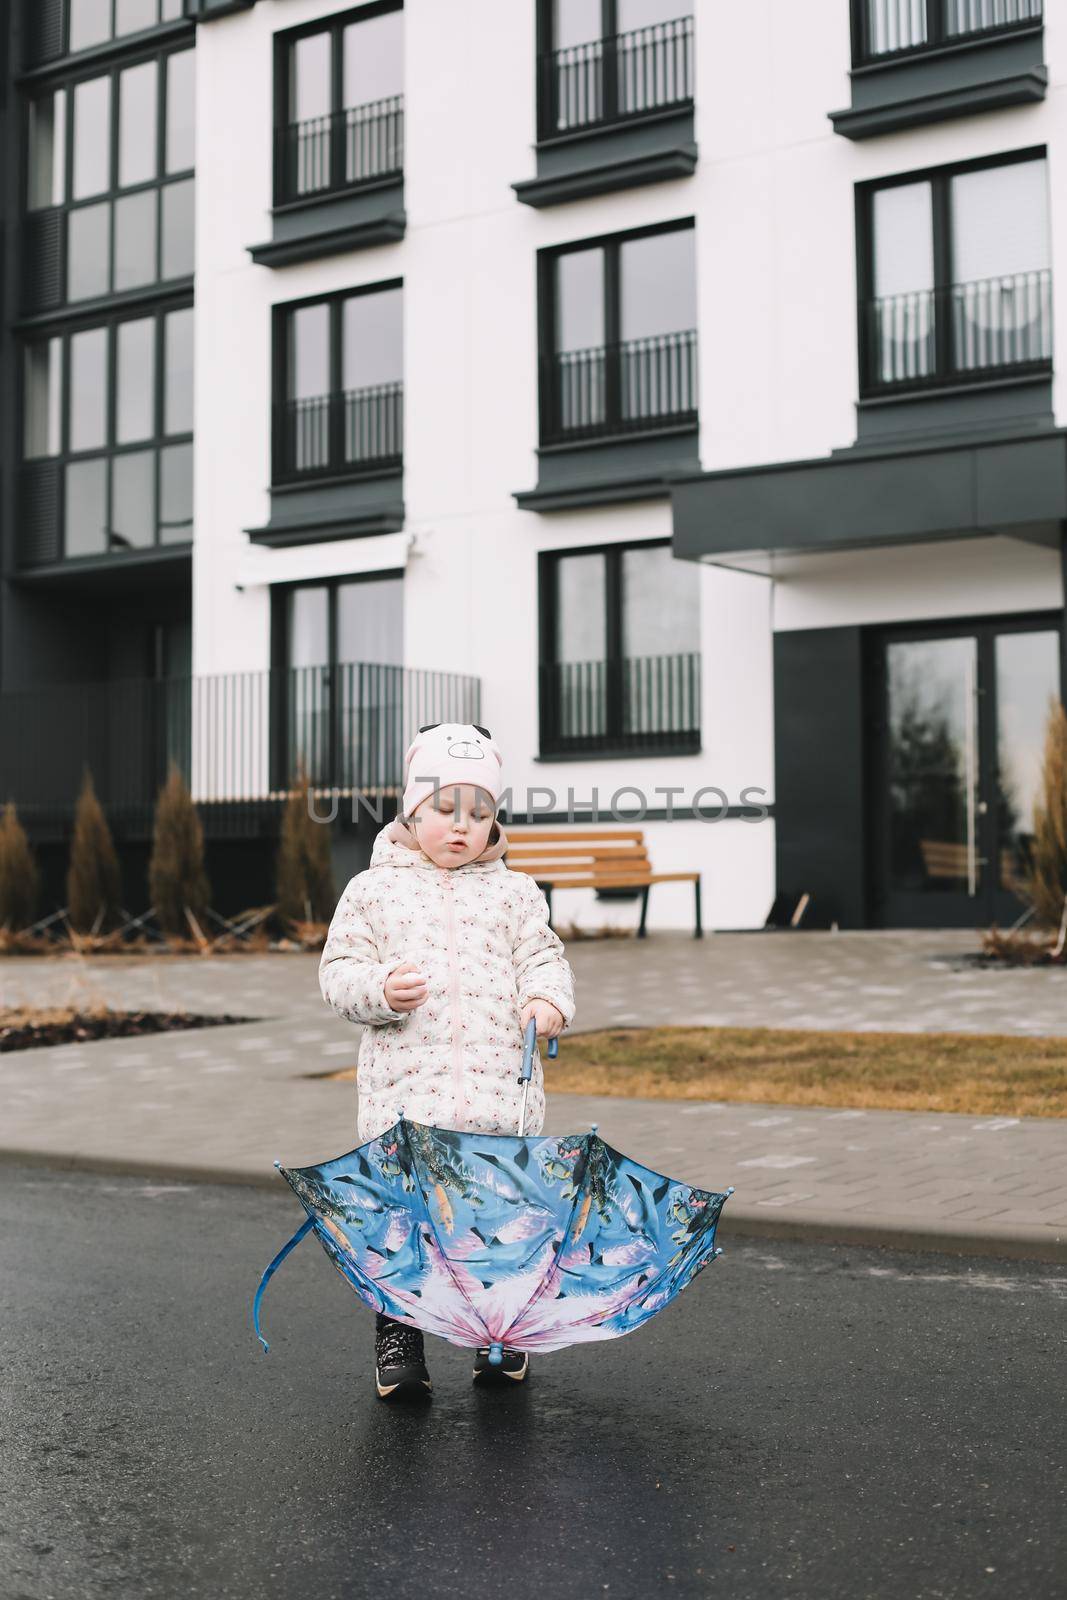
<box><xmin>67</xmin><ymin>769</ymin><xmax>122</xmax><ymax>932</ymax></box>
<box><xmin>276</xmin><ymin>769</ymin><xmax>335</xmax><ymax>924</ymax></box>
<box><xmin>1022</xmin><ymin>699</ymin><xmax>1067</xmax><ymax>930</ymax></box>
<box><xmin>0</xmin><ymin>803</ymin><xmax>38</xmax><ymax>931</ymax></box>
<box><xmin>148</xmin><ymin>765</ymin><xmax>211</xmax><ymax>937</ymax></box>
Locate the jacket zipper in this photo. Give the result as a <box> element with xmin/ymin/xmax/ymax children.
<box><xmin>441</xmin><ymin>872</ymin><xmax>466</xmax><ymax>1109</ymax></box>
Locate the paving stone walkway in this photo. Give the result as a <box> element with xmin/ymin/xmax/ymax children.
<box><xmin>2</xmin><ymin>931</ymin><xmax>1065</xmax><ymax>1259</ymax></box>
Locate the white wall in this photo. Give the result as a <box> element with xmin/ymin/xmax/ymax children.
<box><xmin>192</xmin><ymin>0</ymin><xmax>1066</xmax><ymax>928</ymax></box>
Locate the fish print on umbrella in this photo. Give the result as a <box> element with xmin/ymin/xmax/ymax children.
<box><xmin>254</xmin><ymin>1118</ymin><xmax>733</xmax><ymax>1358</ymax></box>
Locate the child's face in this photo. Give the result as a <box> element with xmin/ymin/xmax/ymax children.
<box><xmin>411</xmin><ymin>785</ymin><xmax>496</xmax><ymax>868</ymax></box>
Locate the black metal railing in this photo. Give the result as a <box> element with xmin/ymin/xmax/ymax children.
<box><xmin>540</xmin><ymin>653</ymin><xmax>701</xmax><ymax>757</ymax></box>
<box><xmin>854</xmin><ymin>0</ymin><xmax>1042</xmax><ymax>63</ymax></box>
<box><xmin>539</xmin><ymin>15</ymin><xmax>693</xmax><ymax>138</ymax></box>
<box><xmin>861</xmin><ymin>269</ymin><xmax>1052</xmax><ymax>394</ymax></box>
<box><xmin>1</xmin><ymin>663</ymin><xmax>481</xmax><ymax>834</ymax></box>
<box><xmin>277</xmin><ymin>94</ymin><xmax>404</xmax><ymax>203</ymax></box>
<box><xmin>541</xmin><ymin>330</ymin><xmax>697</xmax><ymax>445</ymax></box>
<box><xmin>277</xmin><ymin>382</ymin><xmax>403</xmax><ymax>480</ymax></box>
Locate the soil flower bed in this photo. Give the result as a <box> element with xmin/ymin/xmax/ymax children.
<box><xmin>316</xmin><ymin>1024</ymin><xmax>1067</xmax><ymax>1118</ymax></box>
<box><xmin>1</xmin><ymin>1005</ymin><xmax>256</xmax><ymax>1053</ymax></box>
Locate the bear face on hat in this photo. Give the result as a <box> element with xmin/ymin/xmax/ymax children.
<box><xmin>401</xmin><ymin>723</ymin><xmax>503</xmax><ymax>820</ymax></box>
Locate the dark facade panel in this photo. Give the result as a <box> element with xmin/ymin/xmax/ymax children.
<box><xmin>186</xmin><ymin>0</ymin><xmax>256</xmax><ymax>17</ymax></box>
<box><xmin>671</xmin><ymin>433</ymin><xmax>1067</xmax><ymax>564</ymax></box>
<box><xmin>773</xmin><ymin>627</ymin><xmax>867</xmax><ymax>929</ymax></box>
<box><xmin>831</xmin><ymin>27</ymin><xmax>1046</xmax><ymax>139</ymax></box>
<box><xmin>856</xmin><ymin>378</ymin><xmax>1054</xmax><ymax>448</ymax></box>
<box><xmin>246</xmin><ymin>471</ymin><xmax>405</xmax><ymax>546</ymax></box>
<box><xmin>249</xmin><ymin>187</ymin><xmax>406</xmax><ymax>268</ymax></box>
<box><xmin>516</xmin><ymin>428</ymin><xmax>699</xmax><ymax>513</ymax></box>
<box><xmin>514</xmin><ymin>116</ymin><xmax>697</xmax><ymax>208</ymax></box>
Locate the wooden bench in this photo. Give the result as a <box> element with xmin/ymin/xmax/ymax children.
<box><xmin>504</xmin><ymin>828</ymin><xmax>702</xmax><ymax>938</ymax></box>
<box><xmin>919</xmin><ymin>839</ymin><xmax>1018</xmax><ymax>889</ymax></box>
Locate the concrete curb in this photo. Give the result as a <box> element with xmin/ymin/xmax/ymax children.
<box><xmin>3</xmin><ymin>1146</ymin><xmax>1065</xmax><ymax>1265</ymax></box>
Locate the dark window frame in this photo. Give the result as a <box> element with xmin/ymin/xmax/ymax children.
<box><xmin>850</xmin><ymin>0</ymin><xmax>1043</xmax><ymax>68</ymax></box>
<box><xmin>535</xmin><ymin>0</ymin><xmax>694</xmax><ymax>141</ymax></box>
<box><xmin>272</xmin><ymin>0</ymin><xmax>404</xmax><ymax>207</ymax></box>
<box><xmin>271</xmin><ymin>277</ymin><xmax>404</xmax><ymax>487</ymax></box>
<box><xmin>537</xmin><ymin>537</ymin><xmax>701</xmax><ymax>758</ymax></box>
<box><xmin>537</xmin><ymin>215</ymin><xmax>697</xmax><ymax>447</ymax></box>
<box><xmin>27</xmin><ymin>0</ymin><xmax>189</xmax><ymax>65</ymax></box>
<box><xmin>270</xmin><ymin>568</ymin><xmax>406</xmax><ymax>789</ymax></box>
<box><xmin>23</xmin><ymin>38</ymin><xmax>195</xmax><ymax>312</ymax></box>
<box><xmin>19</xmin><ymin>291</ymin><xmax>195</xmax><ymax>560</ymax></box>
<box><xmin>272</xmin><ymin>568</ymin><xmax>406</xmax><ymax>671</ymax></box>
<box><xmin>855</xmin><ymin>145</ymin><xmax>1051</xmax><ymax>399</ymax></box>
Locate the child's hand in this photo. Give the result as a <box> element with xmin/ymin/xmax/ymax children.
<box><xmin>520</xmin><ymin>998</ymin><xmax>564</xmax><ymax>1040</ymax></box>
<box><xmin>384</xmin><ymin>963</ymin><xmax>429</xmax><ymax>1013</ymax></box>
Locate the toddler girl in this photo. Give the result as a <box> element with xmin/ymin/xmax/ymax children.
<box><xmin>319</xmin><ymin>722</ymin><xmax>576</xmax><ymax>1399</ymax></box>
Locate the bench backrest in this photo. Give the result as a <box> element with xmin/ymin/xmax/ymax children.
<box><xmin>504</xmin><ymin>828</ymin><xmax>650</xmax><ymax>883</ymax></box>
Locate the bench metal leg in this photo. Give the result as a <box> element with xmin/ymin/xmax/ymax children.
<box><xmin>694</xmin><ymin>876</ymin><xmax>703</xmax><ymax>938</ymax></box>
<box><xmin>637</xmin><ymin>886</ymin><xmax>650</xmax><ymax>939</ymax></box>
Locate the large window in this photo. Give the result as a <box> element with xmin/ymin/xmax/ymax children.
<box><xmin>853</xmin><ymin>0</ymin><xmax>1042</xmax><ymax>64</ymax></box>
<box><xmin>859</xmin><ymin>151</ymin><xmax>1051</xmax><ymax>396</ymax></box>
<box><xmin>276</xmin><ymin>2</ymin><xmax>403</xmax><ymax>204</ymax></box>
<box><xmin>539</xmin><ymin>0</ymin><xmax>693</xmax><ymax>137</ymax></box>
<box><xmin>274</xmin><ymin>282</ymin><xmax>403</xmax><ymax>482</ymax></box>
<box><xmin>280</xmin><ymin>575</ymin><xmax>405</xmax><ymax>787</ymax></box>
<box><xmin>22</xmin><ymin>303</ymin><xmax>194</xmax><ymax>558</ymax></box>
<box><xmin>26</xmin><ymin>0</ymin><xmax>186</xmax><ymax>65</ymax></box>
<box><xmin>540</xmin><ymin>220</ymin><xmax>697</xmax><ymax>445</ymax></box>
<box><xmin>539</xmin><ymin>540</ymin><xmax>700</xmax><ymax>756</ymax></box>
<box><xmin>25</xmin><ymin>46</ymin><xmax>195</xmax><ymax>310</ymax></box>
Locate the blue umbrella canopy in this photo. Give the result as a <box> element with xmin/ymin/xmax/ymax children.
<box><xmin>253</xmin><ymin>1117</ymin><xmax>732</xmax><ymax>1362</ymax></box>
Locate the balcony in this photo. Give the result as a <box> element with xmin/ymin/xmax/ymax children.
<box><xmin>541</xmin><ymin>331</ymin><xmax>698</xmax><ymax>447</ymax></box>
<box><xmin>539</xmin><ymin>652</ymin><xmax>701</xmax><ymax>760</ymax></box>
<box><xmin>860</xmin><ymin>269</ymin><xmax>1052</xmax><ymax>397</ymax></box>
<box><xmin>853</xmin><ymin>0</ymin><xmax>1043</xmax><ymax>64</ymax></box>
<box><xmin>538</xmin><ymin>16</ymin><xmax>693</xmax><ymax>139</ymax></box>
<box><xmin>832</xmin><ymin>0</ymin><xmax>1046</xmax><ymax>137</ymax></box>
<box><xmin>275</xmin><ymin>383</ymin><xmax>404</xmax><ymax>484</ymax></box>
<box><xmin>250</xmin><ymin>98</ymin><xmax>405</xmax><ymax>269</ymax></box>
<box><xmin>275</xmin><ymin>96</ymin><xmax>404</xmax><ymax>206</ymax></box>
<box><xmin>1</xmin><ymin>663</ymin><xmax>481</xmax><ymax>837</ymax></box>
<box><xmin>514</xmin><ymin>14</ymin><xmax>696</xmax><ymax>208</ymax></box>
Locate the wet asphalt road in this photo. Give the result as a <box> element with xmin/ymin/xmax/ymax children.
<box><xmin>1</xmin><ymin>1165</ymin><xmax>1064</xmax><ymax>1600</ymax></box>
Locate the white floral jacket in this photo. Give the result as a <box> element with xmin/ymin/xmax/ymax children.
<box><xmin>319</xmin><ymin>817</ymin><xmax>576</xmax><ymax>1142</ymax></box>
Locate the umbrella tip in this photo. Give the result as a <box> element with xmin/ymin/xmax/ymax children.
<box><xmin>589</xmin><ymin>1123</ymin><xmax>598</xmax><ymax>1135</ymax></box>
<box><xmin>725</xmin><ymin>1186</ymin><xmax>734</xmax><ymax>1196</ymax></box>
<box><xmin>273</xmin><ymin>1159</ymin><xmax>282</xmax><ymax>1169</ymax></box>
<box><xmin>488</xmin><ymin>1341</ymin><xmax>504</xmax><ymax>1367</ymax></box>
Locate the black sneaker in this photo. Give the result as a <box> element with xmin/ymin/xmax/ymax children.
<box><xmin>375</xmin><ymin>1316</ymin><xmax>432</xmax><ymax>1401</ymax></box>
<box><xmin>472</xmin><ymin>1346</ymin><xmax>530</xmax><ymax>1384</ymax></box>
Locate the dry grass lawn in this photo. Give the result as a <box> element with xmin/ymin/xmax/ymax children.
<box><xmin>318</xmin><ymin>1024</ymin><xmax>1067</xmax><ymax>1118</ymax></box>
<box><xmin>541</xmin><ymin>1026</ymin><xmax>1067</xmax><ymax>1118</ymax></box>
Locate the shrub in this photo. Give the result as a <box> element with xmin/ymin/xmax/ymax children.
<box><xmin>0</xmin><ymin>802</ymin><xmax>39</xmax><ymax>931</ymax></box>
<box><xmin>67</xmin><ymin>769</ymin><xmax>122</xmax><ymax>932</ymax></box>
<box><xmin>276</xmin><ymin>769</ymin><xmax>335</xmax><ymax>924</ymax></box>
<box><xmin>148</xmin><ymin>765</ymin><xmax>211</xmax><ymax>937</ymax></box>
<box><xmin>1022</xmin><ymin>699</ymin><xmax>1067</xmax><ymax>931</ymax></box>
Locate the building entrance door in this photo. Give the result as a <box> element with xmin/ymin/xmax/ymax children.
<box><xmin>873</xmin><ymin>618</ymin><xmax>1061</xmax><ymax>927</ymax></box>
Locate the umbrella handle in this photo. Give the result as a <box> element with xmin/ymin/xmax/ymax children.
<box><xmin>519</xmin><ymin>1017</ymin><xmax>559</xmax><ymax>1084</ymax></box>
<box><xmin>519</xmin><ymin>1018</ymin><xmax>559</xmax><ymax>1137</ymax></box>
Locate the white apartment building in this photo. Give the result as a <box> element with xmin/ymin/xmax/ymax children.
<box><xmin>3</xmin><ymin>0</ymin><xmax>1064</xmax><ymax>929</ymax></box>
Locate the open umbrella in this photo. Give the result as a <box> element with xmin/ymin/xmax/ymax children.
<box><xmin>253</xmin><ymin>1022</ymin><xmax>732</xmax><ymax>1365</ymax></box>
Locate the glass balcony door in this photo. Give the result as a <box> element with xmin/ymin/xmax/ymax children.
<box><xmin>282</xmin><ymin>577</ymin><xmax>404</xmax><ymax>790</ymax></box>
<box><xmin>874</xmin><ymin>619</ymin><xmax>1061</xmax><ymax>926</ymax></box>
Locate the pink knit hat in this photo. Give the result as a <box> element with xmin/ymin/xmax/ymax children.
<box><xmin>401</xmin><ymin>723</ymin><xmax>503</xmax><ymax>820</ymax></box>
